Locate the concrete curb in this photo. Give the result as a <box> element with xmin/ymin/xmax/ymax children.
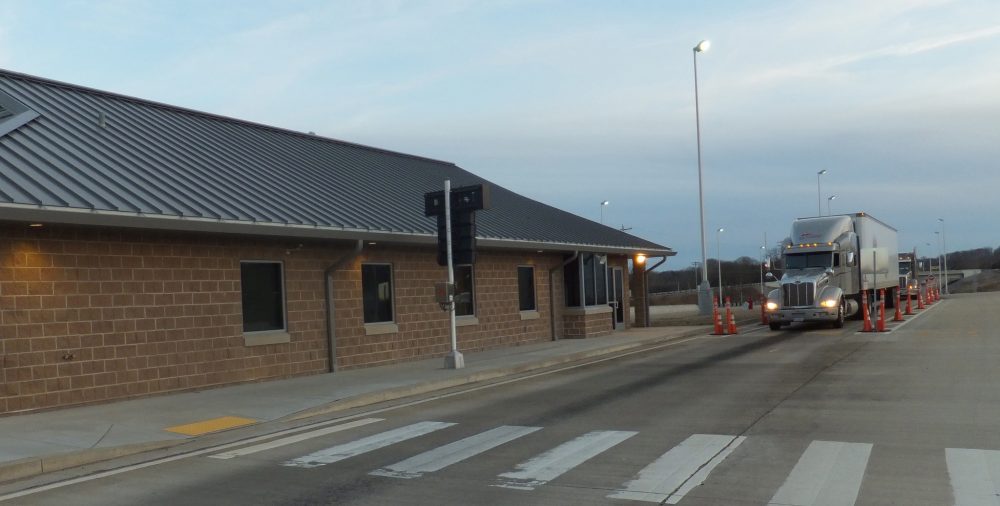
<box><xmin>0</xmin><ymin>323</ymin><xmax>740</xmax><ymax>484</ymax></box>
<box><xmin>0</xmin><ymin>440</ymin><xmax>182</xmax><ymax>483</ymax></box>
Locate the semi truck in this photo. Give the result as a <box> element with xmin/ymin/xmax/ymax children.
<box><xmin>765</xmin><ymin>212</ymin><xmax>899</xmax><ymax>330</ymax></box>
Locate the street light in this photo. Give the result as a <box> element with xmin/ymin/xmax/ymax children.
<box><xmin>716</xmin><ymin>227</ymin><xmax>725</xmax><ymax>306</ymax></box>
<box><xmin>600</xmin><ymin>200</ymin><xmax>609</xmax><ymax>224</ymax></box>
<box><xmin>938</xmin><ymin>218</ymin><xmax>948</xmax><ymax>295</ymax></box>
<box><xmin>691</xmin><ymin>261</ymin><xmax>700</xmax><ymax>291</ymax></box>
<box><xmin>693</xmin><ymin>39</ymin><xmax>712</xmax><ymax>315</ymax></box>
<box><xmin>817</xmin><ymin>169</ymin><xmax>827</xmax><ymax>216</ymax></box>
<box><xmin>934</xmin><ymin>231</ymin><xmax>943</xmax><ymax>296</ymax></box>
<box><xmin>827</xmin><ymin>195</ymin><xmax>838</xmax><ymax>216</ymax></box>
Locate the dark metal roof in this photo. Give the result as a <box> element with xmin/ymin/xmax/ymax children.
<box><xmin>0</xmin><ymin>69</ymin><xmax>672</xmax><ymax>256</ymax></box>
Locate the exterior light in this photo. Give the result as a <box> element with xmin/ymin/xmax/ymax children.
<box><xmin>694</xmin><ymin>40</ymin><xmax>711</xmax><ymax>52</ymax></box>
<box><xmin>821</xmin><ymin>299</ymin><xmax>838</xmax><ymax>308</ymax></box>
<box><xmin>29</xmin><ymin>223</ymin><xmax>44</xmax><ymax>228</ymax></box>
<box><xmin>600</xmin><ymin>200</ymin><xmax>610</xmax><ymax>224</ymax></box>
<box><xmin>636</xmin><ymin>254</ymin><xmax>647</xmax><ymax>265</ymax></box>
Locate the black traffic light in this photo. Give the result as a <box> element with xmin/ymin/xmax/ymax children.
<box><xmin>425</xmin><ymin>184</ymin><xmax>489</xmax><ymax>267</ymax></box>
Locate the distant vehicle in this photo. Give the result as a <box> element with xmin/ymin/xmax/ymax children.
<box><xmin>765</xmin><ymin>213</ymin><xmax>899</xmax><ymax>330</ymax></box>
<box><xmin>898</xmin><ymin>252</ymin><xmax>919</xmax><ymax>298</ymax></box>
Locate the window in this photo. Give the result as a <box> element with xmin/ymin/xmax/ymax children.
<box><xmin>518</xmin><ymin>266</ymin><xmax>536</xmax><ymax>311</ymax></box>
<box><xmin>240</xmin><ymin>261</ymin><xmax>285</xmax><ymax>332</ymax></box>
<box><xmin>563</xmin><ymin>253</ymin><xmax>608</xmax><ymax>307</ymax></box>
<box><xmin>362</xmin><ymin>264</ymin><xmax>394</xmax><ymax>323</ymax></box>
<box><xmin>455</xmin><ymin>265</ymin><xmax>475</xmax><ymax>316</ymax></box>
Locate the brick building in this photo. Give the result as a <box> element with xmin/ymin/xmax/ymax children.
<box><xmin>0</xmin><ymin>69</ymin><xmax>673</xmax><ymax>415</ymax></box>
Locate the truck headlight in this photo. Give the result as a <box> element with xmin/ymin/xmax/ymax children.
<box><xmin>765</xmin><ymin>301</ymin><xmax>778</xmax><ymax>311</ymax></box>
<box><xmin>821</xmin><ymin>299</ymin><xmax>838</xmax><ymax>308</ymax></box>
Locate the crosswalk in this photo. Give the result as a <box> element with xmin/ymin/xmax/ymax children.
<box><xmin>207</xmin><ymin>418</ymin><xmax>1000</xmax><ymax>505</ymax></box>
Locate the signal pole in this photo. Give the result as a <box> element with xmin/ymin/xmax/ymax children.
<box><xmin>443</xmin><ymin>180</ymin><xmax>463</xmax><ymax>369</ymax></box>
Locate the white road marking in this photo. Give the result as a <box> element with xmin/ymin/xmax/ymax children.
<box><xmin>946</xmin><ymin>448</ymin><xmax>1000</xmax><ymax>506</ymax></box>
<box><xmin>494</xmin><ymin>430</ymin><xmax>637</xmax><ymax>490</ymax></box>
<box><xmin>282</xmin><ymin>421</ymin><xmax>455</xmax><ymax>469</ymax></box>
<box><xmin>208</xmin><ymin>418</ymin><xmax>383</xmax><ymax>459</ymax></box>
<box><xmin>769</xmin><ymin>440</ymin><xmax>872</xmax><ymax>506</ymax></box>
<box><xmin>608</xmin><ymin>434</ymin><xmax>745</xmax><ymax>504</ymax></box>
<box><xmin>370</xmin><ymin>425</ymin><xmax>541</xmax><ymax>479</ymax></box>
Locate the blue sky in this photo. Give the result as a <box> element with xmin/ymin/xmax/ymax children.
<box><xmin>1</xmin><ymin>0</ymin><xmax>998</xmax><ymax>267</ymax></box>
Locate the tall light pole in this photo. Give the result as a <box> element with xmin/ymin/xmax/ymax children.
<box><xmin>934</xmin><ymin>231</ymin><xmax>943</xmax><ymax>296</ymax></box>
<box><xmin>827</xmin><ymin>195</ymin><xmax>837</xmax><ymax>216</ymax></box>
<box><xmin>716</xmin><ymin>227</ymin><xmax>725</xmax><ymax>306</ymax></box>
<box><xmin>693</xmin><ymin>39</ymin><xmax>712</xmax><ymax>315</ymax></box>
<box><xmin>759</xmin><ymin>244</ymin><xmax>766</xmax><ymax>305</ymax></box>
<box><xmin>817</xmin><ymin>169</ymin><xmax>827</xmax><ymax>216</ymax></box>
<box><xmin>938</xmin><ymin>218</ymin><xmax>948</xmax><ymax>295</ymax></box>
<box><xmin>600</xmin><ymin>200</ymin><xmax>609</xmax><ymax>224</ymax></box>
<box><xmin>691</xmin><ymin>261</ymin><xmax>700</xmax><ymax>290</ymax></box>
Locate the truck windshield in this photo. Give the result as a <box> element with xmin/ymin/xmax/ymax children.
<box><xmin>899</xmin><ymin>263</ymin><xmax>911</xmax><ymax>275</ymax></box>
<box><xmin>785</xmin><ymin>252</ymin><xmax>833</xmax><ymax>269</ymax></box>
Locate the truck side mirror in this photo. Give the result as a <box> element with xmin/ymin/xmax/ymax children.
<box><xmin>825</xmin><ymin>268</ymin><xmax>835</xmax><ymax>276</ymax></box>
<box><xmin>846</xmin><ymin>252</ymin><xmax>856</xmax><ymax>266</ymax></box>
<box><xmin>765</xmin><ymin>272</ymin><xmax>776</xmax><ymax>280</ymax></box>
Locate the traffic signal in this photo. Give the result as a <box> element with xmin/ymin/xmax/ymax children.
<box><xmin>425</xmin><ymin>184</ymin><xmax>488</xmax><ymax>267</ymax></box>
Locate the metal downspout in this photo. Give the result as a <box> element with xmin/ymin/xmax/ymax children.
<box><xmin>325</xmin><ymin>240</ymin><xmax>364</xmax><ymax>373</ymax></box>
<box><xmin>548</xmin><ymin>251</ymin><xmax>579</xmax><ymax>341</ymax></box>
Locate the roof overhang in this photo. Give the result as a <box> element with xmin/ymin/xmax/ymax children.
<box><xmin>0</xmin><ymin>204</ymin><xmax>675</xmax><ymax>257</ymax></box>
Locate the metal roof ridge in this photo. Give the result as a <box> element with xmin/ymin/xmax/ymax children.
<box><xmin>0</xmin><ymin>67</ymin><xmax>457</xmax><ymax>167</ymax></box>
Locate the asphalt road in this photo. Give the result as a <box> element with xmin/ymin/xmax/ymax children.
<box><xmin>4</xmin><ymin>292</ymin><xmax>999</xmax><ymax>506</ymax></box>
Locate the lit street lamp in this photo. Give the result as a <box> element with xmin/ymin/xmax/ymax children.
<box><xmin>716</xmin><ymin>227</ymin><xmax>725</xmax><ymax>306</ymax></box>
<box><xmin>817</xmin><ymin>169</ymin><xmax>827</xmax><ymax>216</ymax></box>
<box><xmin>938</xmin><ymin>218</ymin><xmax>949</xmax><ymax>295</ymax></box>
<box><xmin>827</xmin><ymin>195</ymin><xmax>837</xmax><ymax>216</ymax></box>
<box><xmin>693</xmin><ymin>39</ymin><xmax>712</xmax><ymax>315</ymax></box>
<box><xmin>600</xmin><ymin>200</ymin><xmax>609</xmax><ymax>224</ymax></box>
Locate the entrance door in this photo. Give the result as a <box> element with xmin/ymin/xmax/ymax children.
<box><xmin>612</xmin><ymin>268</ymin><xmax>625</xmax><ymax>326</ymax></box>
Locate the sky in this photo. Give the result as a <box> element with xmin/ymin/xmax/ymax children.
<box><xmin>1</xmin><ymin>0</ymin><xmax>998</xmax><ymax>268</ymax></box>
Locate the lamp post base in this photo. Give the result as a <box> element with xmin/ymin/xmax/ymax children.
<box><xmin>444</xmin><ymin>350</ymin><xmax>465</xmax><ymax>369</ymax></box>
<box><xmin>697</xmin><ymin>281</ymin><xmax>714</xmax><ymax>316</ymax></box>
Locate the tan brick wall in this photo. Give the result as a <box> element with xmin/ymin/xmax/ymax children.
<box><xmin>0</xmin><ymin>224</ymin><xmax>572</xmax><ymax>414</ymax></box>
<box><xmin>332</xmin><ymin>248</ymin><xmax>560</xmax><ymax>369</ymax></box>
<box><xmin>562</xmin><ymin>310</ymin><xmax>614</xmax><ymax>338</ymax></box>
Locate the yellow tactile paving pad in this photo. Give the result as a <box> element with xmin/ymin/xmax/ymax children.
<box><xmin>165</xmin><ymin>416</ymin><xmax>257</xmax><ymax>436</ymax></box>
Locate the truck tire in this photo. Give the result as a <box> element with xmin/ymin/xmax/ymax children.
<box><xmin>833</xmin><ymin>298</ymin><xmax>845</xmax><ymax>328</ymax></box>
<box><xmin>769</xmin><ymin>321</ymin><xmax>782</xmax><ymax>331</ymax></box>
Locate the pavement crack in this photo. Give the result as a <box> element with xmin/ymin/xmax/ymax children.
<box><xmin>91</xmin><ymin>424</ymin><xmax>114</xmax><ymax>449</ymax></box>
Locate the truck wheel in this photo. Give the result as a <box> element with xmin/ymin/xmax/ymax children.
<box><xmin>769</xmin><ymin>321</ymin><xmax>782</xmax><ymax>331</ymax></box>
<box><xmin>833</xmin><ymin>298</ymin><xmax>845</xmax><ymax>328</ymax></box>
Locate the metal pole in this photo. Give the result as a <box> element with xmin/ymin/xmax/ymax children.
<box><xmin>443</xmin><ymin>180</ymin><xmax>464</xmax><ymax>369</ymax></box>
<box><xmin>717</xmin><ymin>228</ymin><xmax>724</xmax><ymax>307</ymax></box>
<box><xmin>816</xmin><ymin>169</ymin><xmax>826</xmax><ymax>216</ymax></box>
<box><xmin>940</xmin><ymin>218</ymin><xmax>949</xmax><ymax>295</ymax></box>
<box><xmin>693</xmin><ymin>46</ymin><xmax>711</xmax><ymax>315</ymax></box>
<box><xmin>935</xmin><ymin>231</ymin><xmax>943</xmax><ymax>297</ymax></box>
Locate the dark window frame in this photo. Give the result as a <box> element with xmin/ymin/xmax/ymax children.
<box><xmin>517</xmin><ymin>265</ymin><xmax>537</xmax><ymax>311</ymax></box>
<box><xmin>454</xmin><ymin>264</ymin><xmax>476</xmax><ymax>317</ymax></box>
<box><xmin>239</xmin><ymin>260</ymin><xmax>287</xmax><ymax>333</ymax></box>
<box><xmin>563</xmin><ymin>253</ymin><xmax>609</xmax><ymax>308</ymax></box>
<box><xmin>362</xmin><ymin>262</ymin><xmax>395</xmax><ymax>324</ymax></box>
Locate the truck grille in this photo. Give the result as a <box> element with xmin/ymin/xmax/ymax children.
<box><xmin>783</xmin><ymin>282</ymin><xmax>815</xmax><ymax>307</ymax></box>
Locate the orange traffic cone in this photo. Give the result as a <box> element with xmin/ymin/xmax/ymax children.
<box><xmin>905</xmin><ymin>286</ymin><xmax>913</xmax><ymax>315</ymax></box>
<box><xmin>726</xmin><ymin>298</ymin><xmax>738</xmax><ymax>335</ymax></box>
<box><xmin>876</xmin><ymin>289</ymin><xmax>887</xmax><ymax>332</ymax></box>
<box><xmin>893</xmin><ymin>287</ymin><xmax>904</xmax><ymax>322</ymax></box>
<box><xmin>927</xmin><ymin>286</ymin><xmax>935</xmax><ymax>304</ymax></box>
<box><xmin>712</xmin><ymin>297</ymin><xmax>724</xmax><ymax>335</ymax></box>
<box><xmin>917</xmin><ymin>286</ymin><xmax>926</xmax><ymax>309</ymax></box>
<box><xmin>862</xmin><ymin>290</ymin><xmax>873</xmax><ymax>332</ymax></box>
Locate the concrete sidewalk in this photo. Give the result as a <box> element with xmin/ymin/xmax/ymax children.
<box><xmin>0</xmin><ymin>322</ymin><xmax>735</xmax><ymax>483</ymax></box>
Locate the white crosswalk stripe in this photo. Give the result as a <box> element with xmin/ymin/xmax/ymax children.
<box><xmin>282</xmin><ymin>421</ymin><xmax>456</xmax><ymax>469</ymax></box>
<box><xmin>769</xmin><ymin>440</ymin><xmax>873</xmax><ymax>506</ymax></box>
<box><xmin>210</xmin><ymin>418</ymin><xmax>384</xmax><ymax>460</ymax></box>
<box><xmin>370</xmin><ymin>425</ymin><xmax>541</xmax><ymax>479</ymax></box>
<box><xmin>494</xmin><ymin>430</ymin><xmax>637</xmax><ymax>490</ymax></box>
<box><xmin>946</xmin><ymin>447</ymin><xmax>1000</xmax><ymax>506</ymax></box>
<box><xmin>608</xmin><ymin>434</ymin><xmax>746</xmax><ymax>504</ymax></box>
